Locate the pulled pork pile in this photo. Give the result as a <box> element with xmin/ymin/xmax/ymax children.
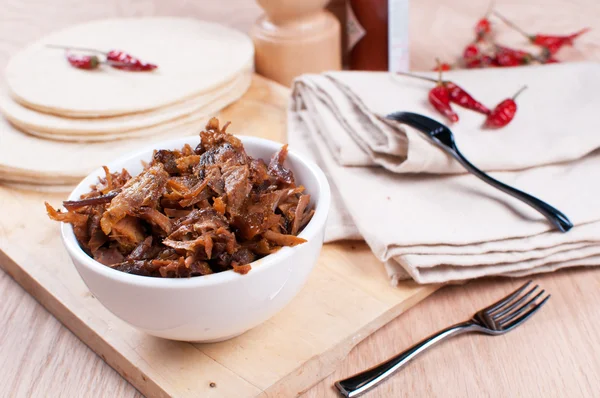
<box><xmin>46</xmin><ymin>118</ymin><xmax>314</xmax><ymax>277</ymax></box>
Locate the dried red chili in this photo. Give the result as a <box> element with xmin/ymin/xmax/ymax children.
<box><xmin>463</xmin><ymin>44</ymin><xmax>482</xmax><ymax>68</ymax></box>
<box><xmin>485</xmin><ymin>86</ymin><xmax>527</xmax><ymax>128</ymax></box>
<box><xmin>427</xmin><ymin>63</ymin><xmax>459</xmax><ymax>123</ymax></box>
<box><xmin>493</xmin><ymin>12</ymin><xmax>590</xmax><ymax>55</ymax></box>
<box><xmin>464</xmin><ymin>58</ymin><xmax>481</xmax><ymax>68</ymax></box>
<box><xmin>429</xmin><ymin>85</ymin><xmax>458</xmax><ymax>123</ymax></box>
<box><xmin>396</xmin><ymin>71</ymin><xmax>490</xmax><ymax>115</ymax></box>
<box><xmin>465</xmin><ymin>59</ymin><xmax>480</xmax><ymax>68</ymax></box>
<box><xmin>531</xmin><ymin>28</ymin><xmax>590</xmax><ymax>55</ymax></box>
<box><xmin>463</xmin><ymin>44</ymin><xmax>479</xmax><ymax>60</ymax></box>
<box><xmin>106</xmin><ymin>50</ymin><xmax>158</xmax><ymax>71</ymax></box>
<box><xmin>474</xmin><ymin>2</ymin><xmax>494</xmax><ymax>42</ymax></box>
<box><xmin>48</xmin><ymin>44</ymin><xmax>157</xmax><ymax>71</ymax></box>
<box><xmin>481</xmin><ymin>55</ymin><xmax>497</xmax><ymax>67</ymax></box>
<box><xmin>445</xmin><ymin>82</ymin><xmax>490</xmax><ymax>114</ymax></box>
<box><xmin>475</xmin><ymin>18</ymin><xmax>492</xmax><ymax>41</ymax></box>
<box><xmin>464</xmin><ymin>53</ymin><xmax>497</xmax><ymax>69</ymax></box>
<box><xmin>66</xmin><ymin>52</ymin><xmax>100</xmax><ymax>70</ymax></box>
<box><xmin>494</xmin><ymin>45</ymin><xmax>534</xmax><ymax>67</ymax></box>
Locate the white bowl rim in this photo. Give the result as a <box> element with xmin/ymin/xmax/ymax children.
<box><xmin>61</xmin><ymin>135</ymin><xmax>331</xmax><ymax>289</ymax></box>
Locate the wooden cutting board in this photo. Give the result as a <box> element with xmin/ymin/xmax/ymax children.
<box><xmin>0</xmin><ymin>74</ymin><xmax>438</xmax><ymax>397</ymax></box>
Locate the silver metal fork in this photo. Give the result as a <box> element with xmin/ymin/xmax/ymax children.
<box><xmin>335</xmin><ymin>281</ymin><xmax>550</xmax><ymax>397</ymax></box>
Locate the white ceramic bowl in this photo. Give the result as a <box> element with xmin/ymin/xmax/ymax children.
<box><xmin>61</xmin><ymin>135</ymin><xmax>330</xmax><ymax>342</ymax></box>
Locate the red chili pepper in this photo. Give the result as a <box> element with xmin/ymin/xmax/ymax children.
<box><xmin>432</xmin><ymin>62</ymin><xmax>453</xmax><ymax>72</ymax></box>
<box><xmin>463</xmin><ymin>44</ymin><xmax>481</xmax><ymax>68</ymax></box>
<box><xmin>495</xmin><ymin>45</ymin><xmax>531</xmax><ymax>59</ymax></box>
<box><xmin>530</xmin><ymin>28</ymin><xmax>590</xmax><ymax>55</ymax></box>
<box><xmin>475</xmin><ymin>18</ymin><xmax>491</xmax><ymax>41</ymax></box>
<box><xmin>463</xmin><ymin>44</ymin><xmax>479</xmax><ymax>60</ymax></box>
<box><xmin>464</xmin><ymin>53</ymin><xmax>497</xmax><ymax>69</ymax></box>
<box><xmin>493</xmin><ymin>12</ymin><xmax>590</xmax><ymax>55</ymax></box>
<box><xmin>396</xmin><ymin>70</ymin><xmax>489</xmax><ymax>115</ymax></box>
<box><xmin>429</xmin><ymin>85</ymin><xmax>459</xmax><ymax>123</ymax></box>
<box><xmin>494</xmin><ymin>45</ymin><xmax>533</xmax><ymax>67</ymax></box>
<box><xmin>445</xmin><ymin>82</ymin><xmax>490</xmax><ymax>114</ymax></box>
<box><xmin>485</xmin><ymin>86</ymin><xmax>527</xmax><ymax>128</ymax></box>
<box><xmin>465</xmin><ymin>58</ymin><xmax>482</xmax><ymax>69</ymax></box>
<box><xmin>106</xmin><ymin>50</ymin><xmax>158</xmax><ymax>71</ymax></box>
<box><xmin>481</xmin><ymin>55</ymin><xmax>498</xmax><ymax>67</ymax></box>
<box><xmin>66</xmin><ymin>52</ymin><xmax>100</xmax><ymax>70</ymax></box>
<box><xmin>494</xmin><ymin>52</ymin><xmax>520</xmax><ymax>67</ymax></box>
<box><xmin>427</xmin><ymin>62</ymin><xmax>459</xmax><ymax>123</ymax></box>
<box><xmin>47</xmin><ymin>44</ymin><xmax>157</xmax><ymax>71</ymax></box>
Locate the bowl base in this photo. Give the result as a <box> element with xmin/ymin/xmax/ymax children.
<box><xmin>189</xmin><ymin>331</ymin><xmax>246</xmax><ymax>344</ymax></box>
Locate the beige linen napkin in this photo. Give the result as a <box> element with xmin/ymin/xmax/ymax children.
<box><xmin>288</xmin><ymin>62</ymin><xmax>600</xmax><ymax>284</ymax></box>
<box><xmin>292</xmin><ymin>62</ymin><xmax>600</xmax><ymax>174</ymax></box>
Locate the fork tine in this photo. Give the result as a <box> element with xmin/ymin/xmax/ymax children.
<box><xmin>492</xmin><ymin>285</ymin><xmax>539</xmax><ymax>318</ymax></box>
<box><xmin>497</xmin><ymin>290</ymin><xmax>545</xmax><ymax>326</ymax></box>
<box><xmin>501</xmin><ymin>295</ymin><xmax>550</xmax><ymax>331</ymax></box>
<box><xmin>484</xmin><ymin>280</ymin><xmax>532</xmax><ymax>314</ymax></box>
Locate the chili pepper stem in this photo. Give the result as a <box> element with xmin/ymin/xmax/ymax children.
<box><xmin>435</xmin><ymin>58</ymin><xmax>443</xmax><ymax>83</ymax></box>
<box><xmin>46</xmin><ymin>44</ymin><xmax>108</xmax><ymax>55</ymax></box>
<box><xmin>492</xmin><ymin>11</ymin><xmax>531</xmax><ymax>40</ymax></box>
<box><xmin>512</xmin><ymin>85</ymin><xmax>528</xmax><ymax>100</ymax></box>
<box><xmin>395</xmin><ymin>71</ymin><xmax>439</xmax><ymax>83</ymax></box>
<box><xmin>484</xmin><ymin>0</ymin><xmax>495</xmax><ymax>17</ymax></box>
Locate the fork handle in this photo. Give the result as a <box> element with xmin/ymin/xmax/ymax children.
<box><xmin>335</xmin><ymin>322</ymin><xmax>477</xmax><ymax>397</ymax></box>
<box><xmin>449</xmin><ymin>147</ymin><xmax>573</xmax><ymax>233</ymax></box>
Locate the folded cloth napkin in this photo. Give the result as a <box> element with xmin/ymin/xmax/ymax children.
<box><xmin>288</xmin><ymin>62</ymin><xmax>600</xmax><ymax>284</ymax></box>
<box><xmin>292</xmin><ymin>62</ymin><xmax>600</xmax><ymax>174</ymax></box>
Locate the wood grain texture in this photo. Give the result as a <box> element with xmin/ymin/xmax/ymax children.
<box><xmin>306</xmin><ymin>269</ymin><xmax>600</xmax><ymax>397</ymax></box>
<box><xmin>0</xmin><ymin>269</ymin><xmax>141</xmax><ymax>398</ymax></box>
<box><xmin>2</xmin><ymin>0</ymin><xmax>600</xmax><ymax>397</ymax></box>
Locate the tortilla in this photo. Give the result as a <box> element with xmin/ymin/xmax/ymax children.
<box><xmin>5</xmin><ymin>17</ymin><xmax>254</xmax><ymax>117</ymax></box>
<box><xmin>0</xmin><ymin>112</ymin><xmax>203</xmax><ymax>183</ymax></box>
<box><xmin>0</xmin><ymin>68</ymin><xmax>252</xmax><ymax>137</ymax></box>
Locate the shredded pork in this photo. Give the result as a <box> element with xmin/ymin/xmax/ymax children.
<box><xmin>46</xmin><ymin>119</ymin><xmax>313</xmax><ymax>277</ymax></box>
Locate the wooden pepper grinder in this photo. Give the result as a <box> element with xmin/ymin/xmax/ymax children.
<box><xmin>250</xmin><ymin>0</ymin><xmax>342</xmax><ymax>86</ymax></box>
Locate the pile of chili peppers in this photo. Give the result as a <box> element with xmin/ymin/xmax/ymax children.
<box><xmin>49</xmin><ymin>45</ymin><xmax>157</xmax><ymax>72</ymax></box>
<box><xmin>399</xmin><ymin>63</ymin><xmax>526</xmax><ymax>128</ymax></box>
<box><xmin>434</xmin><ymin>8</ymin><xmax>590</xmax><ymax>71</ymax></box>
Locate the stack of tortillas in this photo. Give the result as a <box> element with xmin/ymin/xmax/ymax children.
<box><xmin>0</xmin><ymin>17</ymin><xmax>254</xmax><ymax>189</ymax></box>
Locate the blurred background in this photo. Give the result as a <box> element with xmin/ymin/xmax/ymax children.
<box><xmin>0</xmin><ymin>0</ymin><xmax>598</xmax><ymax>75</ymax></box>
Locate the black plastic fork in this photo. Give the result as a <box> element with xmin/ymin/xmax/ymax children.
<box><xmin>386</xmin><ymin>112</ymin><xmax>573</xmax><ymax>233</ymax></box>
<box><xmin>335</xmin><ymin>281</ymin><xmax>550</xmax><ymax>397</ymax></box>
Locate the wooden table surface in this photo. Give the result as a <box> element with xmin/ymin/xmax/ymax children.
<box><xmin>1</xmin><ymin>0</ymin><xmax>600</xmax><ymax>396</ymax></box>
